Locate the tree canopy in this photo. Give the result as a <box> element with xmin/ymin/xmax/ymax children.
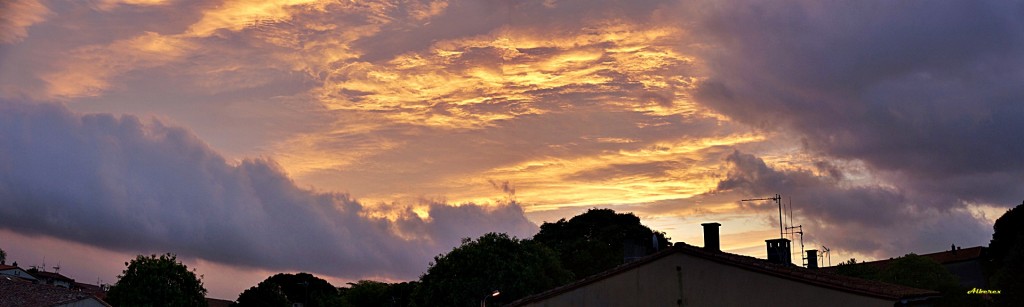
<box><xmin>415</xmin><ymin>232</ymin><xmax>572</xmax><ymax>306</ymax></box>
<box><xmin>234</xmin><ymin>273</ymin><xmax>342</xmax><ymax>307</ymax></box>
<box><xmin>833</xmin><ymin>253</ymin><xmax>977</xmax><ymax>306</ymax></box>
<box><xmin>338</xmin><ymin>280</ymin><xmax>417</xmax><ymax>307</ymax></box>
<box><xmin>105</xmin><ymin>253</ymin><xmax>207</xmax><ymax>307</ymax></box>
<box><xmin>989</xmin><ymin>200</ymin><xmax>1024</xmax><ymax>267</ymax></box>
<box><xmin>874</xmin><ymin>254</ymin><xmax>959</xmax><ymax>292</ymax></box>
<box><xmin>533</xmin><ymin>208</ymin><xmax>670</xmax><ymax>279</ymax></box>
<box><xmin>989</xmin><ymin>200</ymin><xmax>1024</xmax><ymax>306</ymax></box>
<box><xmin>834</xmin><ymin>258</ymin><xmax>880</xmax><ymax>280</ymax></box>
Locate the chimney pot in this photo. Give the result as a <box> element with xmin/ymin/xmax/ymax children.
<box><xmin>766</xmin><ymin>238</ymin><xmax>792</xmax><ymax>265</ymax></box>
<box><xmin>806</xmin><ymin>250</ymin><xmax>818</xmax><ymax>269</ymax></box>
<box><xmin>701</xmin><ymin>222</ymin><xmax>721</xmax><ymax>252</ymax></box>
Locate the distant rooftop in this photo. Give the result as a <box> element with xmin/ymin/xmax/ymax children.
<box><xmin>206</xmin><ymin>297</ymin><xmax>235</xmax><ymax>307</ymax></box>
<box><xmin>820</xmin><ymin>246</ymin><xmax>986</xmax><ymax>273</ymax></box>
<box><xmin>912</xmin><ymin>246</ymin><xmax>985</xmax><ymax>265</ymax></box>
<box><xmin>30</xmin><ymin>270</ymin><xmax>75</xmax><ymax>282</ymax></box>
<box><xmin>0</xmin><ymin>276</ymin><xmax>110</xmax><ymax>307</ymax></box>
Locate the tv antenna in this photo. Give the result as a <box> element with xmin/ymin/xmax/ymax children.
<box><xmin>821</xmin><ymin>246</ymin><xmax>832</xmax><ymax>267</ymax></box>
<box><xmin>782</xmin><ymin>197</ymin><xmax>806</xmax><ymax>267</ymax></box>
<box><xmin>741</xmin><ymin>194</ymin><xmax>783</xmax><ymax>239</ymax></box>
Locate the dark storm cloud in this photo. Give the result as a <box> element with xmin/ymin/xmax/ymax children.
<box><xmin>716</xmin><ymin>151</ymin><xmax>909</xmax><ymax>228</ymax></box>
<box><xmin>688</xmin><ymin>1</ymin><xmax>1024</xmax><ymax>207</ymax></box>
<box><xmin>0</xmin><ymin>100</ymin><xmax>536</xmax><ymax>279</ymax></box>
<box><xmin>712</xmin><ymin>150</ymin><xmax>990</xmax><ymax>256</ymax></box>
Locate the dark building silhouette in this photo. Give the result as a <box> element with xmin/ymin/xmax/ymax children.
<box><xmin>702</xmin><ymin>222</ymin><xmax>721</xmax><ymax>252</ymax></box>
<box><xmin>806</xmin><ymin>250</ymin><xmax>819</xmax><ymax>269</ymax></box>
<box><xmin>766</xmin><ymin>238</ymin><xmax>792</xmax><ymax>265</ymax></box>
<box><xmin>508</xmin><ymin>223</ymin><xmax>938</xmax><ymax>307</ymax></box>
<box><xmin>821</xmin><ymin>246</ymin><xmax>988</xmax><ymax>288</ymax></box>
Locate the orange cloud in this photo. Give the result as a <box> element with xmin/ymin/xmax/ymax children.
<box><xmin>481</xmin><ymin>134</ymin><xmax>765</xmax><ymax>209</ymax></box>
<box><xmin>312</xmin><ymin>20</ymin><xmax>696</xmax><ymax>130</ymax></box>
<box><xmin>186</xmin><ymin>0</ymin><xmax>331</xmax><ymax>37</ymax></box>
<box><xmin>44</xmin><ymin>31</ymin><xmax>194</xmax><ymax>98</ymax></box>
<box><xmin>0</xmin><ymin>0</ymin><xmax>51</xmax><ymax>44</ymax></box>
<box><xmin>94</xmin><ymin>0</ymin><xmax>172</xmax><ymax>11</ymax></box>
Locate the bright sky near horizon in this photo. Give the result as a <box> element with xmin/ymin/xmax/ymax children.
<box><xmin>2</xmin><ymin>0</ymin><xmax>1022</xmax><ymax>299</ymax></box>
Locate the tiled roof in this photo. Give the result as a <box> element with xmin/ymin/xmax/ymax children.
<box><xmin>0</xmin><ymin>266</ymin><xmax>37</xmax><ymax>282</ymax></box>
<box><xmin>819</xmin><ymin>246</ymin><xmax>986</xmax><ymax>274</ymax></box>
<box><xmin>74</xmin><ymin>282</ymin><xmax>108</xmax><ymax>300</ymax></box>
<box><xmin>206</xmin><ymin>297</ymin><xmax>235</xmax><ymax>307</ymax></box>
<box><xmin>509</xmin><ymin>242</ymin><xmax>939</xmax><ymax>306</ymax></box>
<box><xmin>669</xmin><ymin>243</ymin><xmax>939</xmax><ymax>300</ymax></box>
<box><xmin>0</xmin><ymin>276</ymin><xmax>111</xmax><ymax>307</ymax></box>
<box><xmin>30</xmin><ymin>270</ymin><xmax>75</xmax><ymax>282</ymax></box>
<box><xmin>916</xmin><ymin>246</ymin><xmax>984</xmax><ymax>264</ymax></box>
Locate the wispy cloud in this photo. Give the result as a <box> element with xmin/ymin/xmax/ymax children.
<box><xmin>0</xmin><ymin>0</ymin><xmax>51</xmax><ymax>44</ymax></box>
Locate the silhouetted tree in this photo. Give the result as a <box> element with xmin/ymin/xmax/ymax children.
<box><xmin>989</xmin><ymin>201</ymin><xmax>1024</xmax><ymax>268</ymax></box>
<box><xmin>835</xmin><ymin>254</ymin><xmax>980</xmax><ymax>306</ymax></box>
<box><xmin>533</xmin><ymin>208</ymin><xmax>670</xmax><ymax>279</ymax></box>
<box><xmin>383</xmin><ymin>281</ymin><xmax>417</xmax><ymax>307</ymax></box>
<box><xmin>834</xmin><ymin>258</ymin><xmax>880</xmax><ymax>280</ymax></box>
<box><xmin>105</xmin><ymin>253</ymin><xmax>208</xmax><ymax>307</ymax></box>
<box><xmin>990</xmin><ymin>200</ymin><xmax>1024</xmax><ymax>306</ymax></box>
<box><xmin>234</xmin><ymin>273</ymin><xmax>341</xmax><ymax>307</ymax></box>
<box><xmin>875</xmin><ymin>254</ymin><xmax>959</xmax><ymax>292</ymax></box>
<box><xmin>339</xmin><ymin>280</ymin><xmax>417</xmax><ymax>307</ymax></box>
<box><xmin>0</xmin><ymin>248</ymin><xmax>6</xmax><ymax>265</ymax></box>
<box><xmin>233</xmin><ymin>279</ymin><xmax>290</xmax><ymax>307</ymax></box>
<box><xmin>415</xmin><ymin>233</ymin><xmax>571</xmax><ymax>307</ymax></box>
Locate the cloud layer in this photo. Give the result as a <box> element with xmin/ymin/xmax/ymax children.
<box><xmin>672</xmin><ymin>0</ymin><xmax>1024</xmax><ymax>257</ymax></box>
<box><xmin>0</xmin><ymin>100</ymin><xmax>535</xmax><ymax>279</ymax></box>
<box><xmin>1</xmin><ymin>0</ymin><xmax>1022</xmax><ymax>281</ymax></box>
<box><xmin>712</xmin><ymin>150</ymin><xmax>991</xmax><ymax>256</ymax></box>
<box><xmin>690</xmin><ymin>1</ymin><xmax>1024</xmax><ymax>207</ymax></box>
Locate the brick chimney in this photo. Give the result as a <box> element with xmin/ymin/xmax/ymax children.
<box><xmin>806</xmin><ymin>250</ymin><xmax>818</xmax><ymax>268</ymax></box>
<box><xmin>701</xmin><ymin>222</ymin><xmax>721</xmax><ymax>252</ymax></box>
<box><xmin>765</xmin><ymin>238</ymin><xmax>792</xmax><ymax>265</ymax></box>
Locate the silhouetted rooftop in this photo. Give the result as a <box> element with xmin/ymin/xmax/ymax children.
<box><xmin>819</xmin><ymin>246</ymin><xmax>986</xmax><ymax>274</ymax></box>
<box><xmin>30</xmin><ymin>270</ymin><xmax>75</xmax><ymax>282</ymax></box>
<box><xmin>0</xmin><ymin>276</ymin><xmax>110</xmax><ymax>307</ymax></box>
<box><xmin>206</xmin><ymin>297</ymin><xmax>235</xmax><ymax>307</ymax></box>
<box><xmin>912</xmin><ymin>246</ymin><xmax>984</xmax><ymax>265</ymax></box>
<box><xmin>509</xmin><ymin>242</ymin><xmax>939</xmax><ymax>306</ymax></box>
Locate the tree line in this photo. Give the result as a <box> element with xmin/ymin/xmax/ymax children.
<box><xmin>99</xmin><ymin>202</ymin><xmax>1024</xmax><ymax>306</ymax></box>
<box><xmin>104</xmin><ymin>208</ymin><xmax>668</xmax><ymax>307</ymax></box>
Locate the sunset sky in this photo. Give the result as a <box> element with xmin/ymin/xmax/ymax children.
<box><xmin>2</xmin><ymin>0</ymin><xmax>1022</xmax><ymax>299</ymax></box>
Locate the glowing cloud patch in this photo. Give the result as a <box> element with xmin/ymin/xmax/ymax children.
<box><xmin>0</xmin><ymin>0</ymin><xmax>51</xmax><ymax>44</ymax></box>
<box><xmin>44</xmin><ymin>32</ymin><xmax>194</xmax><ymax>98</ymax></box>
<box><xmin>314</xmin><ymin>21</ymin><xmax>696</xmax><ymax>129</ymax></box>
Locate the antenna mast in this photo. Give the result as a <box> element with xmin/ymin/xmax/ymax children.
<box><xmin>783</xmin><ymin>197</ymin><xmax>806</xmax><ymax>266</ymax></box>
<box><xmin>821</xmin><ymin>246</ymin><xmax>832</xmax><ymax>267</ymax></box>
<box><xmin>741</xmin><ymin>194</ymin><xmax>783</xmax><ymax>238</ymax></box>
